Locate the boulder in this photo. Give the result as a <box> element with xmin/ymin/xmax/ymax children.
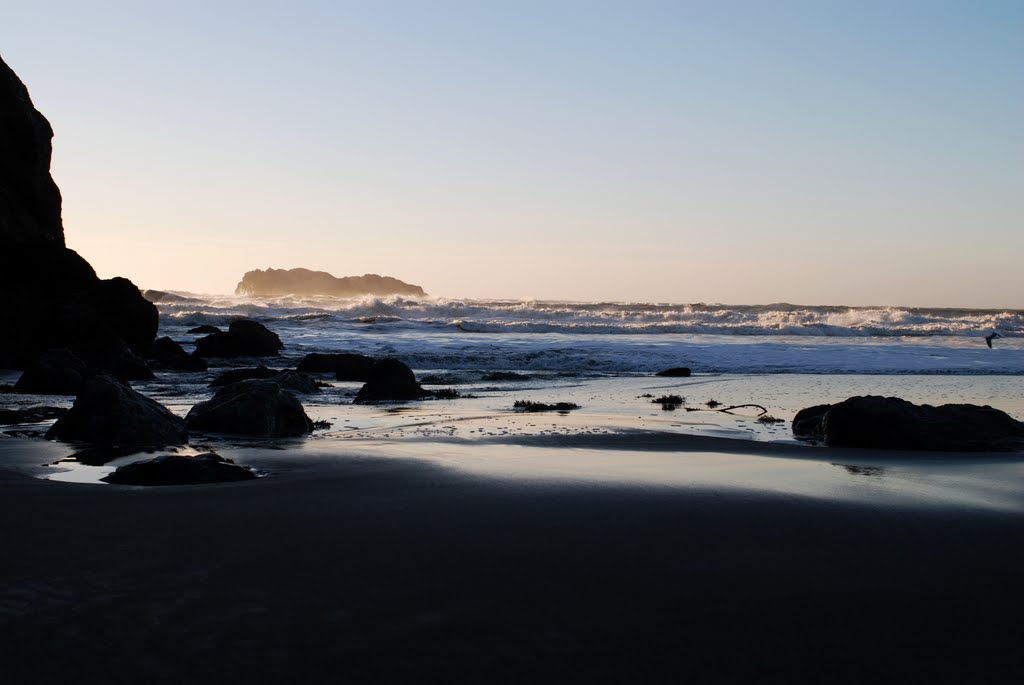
<box><xmin>268</xmin><ymin>370</ymin><xmax>321</xmax><ymax>394</ymax></box>
<box><xmin>85</xmin><ymin>277</ymin><xmax>159</xmax><ymax>355</ymax></box>
<box><xmin>188</xmin><ymin>325</ymin><xmax>221</xmax><ymax>335</ymax></box>
<box><xmin>102</xmin><ymin>452</ymin><xmax>256</xmax><ymax>485</ymax></box>
<box><xmin>46</xmin><ymin>375</ymin><xmax>188</xmax><ymax>447</ymax></box>
<box><xmin>791</xmin><ymin>404</ymin><xmax>830</xmax><ymax>440</ymax></box>
<box><xmin>209</xmin><ymin>365</ymin><xmax>281</xmax><ymax>387</ymax></box>
<box><xmin>354</xmin><ymin>358</ymin><xmax>430</xmax><ymax>404</ymax></box>
<box><xmin>146</xmin><ymin>337</ymin><xmax>208</xmax><ymax>372</ymax></box>
<box><xmin>14</xmin><ymin>348</ymin><xmax>90</xmax><ymax>394</ymax></box>
<box><xmin>209</xmin><ymin>367</ymin><xmax>318</xmax><ymax>393</ymax></box>
<box><xmin>185</xmin><ymin>380</ymin><xmax>314</xmax><ymax>437</ymax></box>
<box><xmin>142</xmin><ymin>289</ymin><xmax>188</xmax><ymax>303</ymax></box>
<box><xmin>656</xmin><ymin>367</ymin><xmax>692</xmax><ymax>377</ymax></box>
<box><xmin>792</xmin><ymin>395</ymin><xmax>1024</xmax><ymax>451</ymax></box>
<box><xmin>193</xmin><ymin>320</ymin><xmax>283</xmax><ymax>358</ymax></box>
<box><xmin>1</xmin><ymin>250</ymin><xmax>158</xmax><ymax>376</ymax></box>
<box><xmin>297</xmin><ymin>352</ymin><xmax>376</xmax><ymax>381</ymax></box>
<box><xmin>50</xmin><ymin>303</ymin><xmax>154</xmax><ymax>380</ymax></box>
<box><xmin>482</xmin><ymin>371</ymin><xmax>531</xmax><ymax>381</ymax></box>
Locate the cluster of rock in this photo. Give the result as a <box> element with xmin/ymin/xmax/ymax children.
<box><xmin>235</xmin><ymin>267</ymin><xmax>426</xmax><ymax>298</ymax></box>
<box><xmin>792</xmin><ymin>395</ymin><xmax>1024</xmax><ymax>452</ymax></box>
<box><xmin>21</xmin><ymin>315</ymin><xmax>441</xmax><ymax>483</ymax></box>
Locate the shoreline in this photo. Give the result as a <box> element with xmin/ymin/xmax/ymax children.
<box><xmin>3</xmin><ymin>368</ymin><xmax>1023</xmax><ymax>682</ymax></box>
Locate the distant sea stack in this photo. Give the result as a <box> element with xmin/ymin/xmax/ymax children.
<box><xmin>236</xmin><ymin>268</ymin><xmax>426</xmax><ymax>298</ymax></box>
<box><xmin>0</xmin><ymin>55</ymin><xmax>157</xmax><ymax>370</ymax></box>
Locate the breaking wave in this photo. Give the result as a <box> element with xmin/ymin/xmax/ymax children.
<box><xmin>157</xmin><ymin>294</ymin><xmax>1021</xmax><ymax>338</ymax></box>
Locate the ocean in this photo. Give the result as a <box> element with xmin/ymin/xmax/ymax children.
<box><xmin>156</xmin><ymin>294</ymin><xmax>1024</xmax><ymax>376</ymax></box>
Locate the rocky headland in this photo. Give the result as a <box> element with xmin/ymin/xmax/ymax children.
<box><xmin>235</xmin><ymin>267</ymin><xmax>425</xmax><ymax>298</ymax></box>
<box><xmin>0</xmin><ymin>55</ymin><xmax>157</xmax><ymax>375</ymax></box>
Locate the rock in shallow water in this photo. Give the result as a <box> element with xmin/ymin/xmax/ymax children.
<box><xmin>209</xmin><ymin>365</ymin><xmax>281</xmax><ymax>387</ymax></box>
<box><xmin>146</xmin><ymin>336</ymin><xmax>208</xmax><ymax>372</ymax></box>
<box><xmin>192</xmin><ymin>320</ymin><xmax>283</xmax><ymax>358</ymax></box>
<box><xmin>102</xmin><ymin>452</ymin><xmax>256</xmax><ymax>485</ymax></box>
<box><xmin>297</xmin><ymin>352</ymin><xmax>376</xmax><ymax>381</ymax></box>
<box><xmin>792</xmin><ymin>395</ymin><xmax>1024</xmax><ymax>451</ymax></box>
<box><xmin>13</xmin><ymin>348</ymin><xmax>90</xmax><ymax>394</ymax></box>
<box><xmin>185</xmin><ymin>379</ymin><xmax>313</xmax><ymax>437</ymax></box>
<box><xmin>353</xmin><ymin>358</ymin><xmax>430</xmax><ymax>404</ymax></box>
<box><xmin>208</xmin><ymin>367</ymin><xmax>320</xmax><ymax>394</ymax></box>
<box><xmin>655</xmin><ymin>367</ymin><xmax>692</xmax><ymax>377</ymax></box>
<box><xmin>46</xmin><ymin>375</ymin><xmax>188</xmax><ymax>447</ymax></box>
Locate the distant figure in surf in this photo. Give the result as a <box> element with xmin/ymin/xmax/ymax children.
<box><xmin>985</xmin><ymin>332</ymin><xmax>1001</xmax><ymax>348</ymax></box>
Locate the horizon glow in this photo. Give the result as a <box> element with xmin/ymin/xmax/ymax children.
<box><xmin>2</xmin><ymin>1</ymin><xmax>1022</xmax><ymax>307</ymax></box>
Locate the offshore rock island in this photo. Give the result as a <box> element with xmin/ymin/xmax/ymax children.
<box><xmin>236</xmin><ymin>267</ymin><xmax>426</xmax><ymax>298</ymax></box>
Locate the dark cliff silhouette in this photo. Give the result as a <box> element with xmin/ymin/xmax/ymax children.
<box><xmin>0</xmin><ymin>56</ymin><xmax>63</xmax><ymax>246</ymax></box>
<box><xmin>0</xmin><ymin>54</ymin><xmax>157</xmax><ymax>371</ymax></box>
<box><xmin>236</xmin><ymin>267</ymin><xmax>426</xmax><ymax>298</ymax></box>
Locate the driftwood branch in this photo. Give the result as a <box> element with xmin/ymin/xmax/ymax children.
<box><xmin>685</xmin><ymin>403</ymin><xmax>768</xmax><ymax>416</ymax></box>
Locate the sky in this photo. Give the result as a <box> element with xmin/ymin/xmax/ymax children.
<box><xmin>2</xmin><ymin>0</ymin><xmax>1022</xmax><ymax>307</ymax></box>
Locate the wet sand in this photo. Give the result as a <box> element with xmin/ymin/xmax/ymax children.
<box><xmin>2</xmin><ymin>431</ymin><xmax>1023</xmax><ymax>684</ymax></box>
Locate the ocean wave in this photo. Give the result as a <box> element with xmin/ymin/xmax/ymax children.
<box><xmin>155</xmin><ymin>296</ymin><xmax>1023</xmax><ymax>338</ymax></box>
<box><xmin>152</xmin><ymin>294</ymin><xmax>1024</xmax><ymax>376</ymax></box>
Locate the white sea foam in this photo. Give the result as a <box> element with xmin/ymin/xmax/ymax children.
<box><xmin>155</xmin><ymin>295</ymin><xmax>1024</xmax><ymax>376</ymax></box>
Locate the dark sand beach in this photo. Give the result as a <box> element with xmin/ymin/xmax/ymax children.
<box><xmin>2</xmin><ymin>433</ymin><xmax>1022</xmax><ymax>684</ymax></box>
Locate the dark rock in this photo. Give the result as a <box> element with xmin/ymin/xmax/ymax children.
<box><xmin>297</xmin><ymin>352</ymin><xmax>376</xmax><ymax>381</ymax></box>
<box><xmin>0</xmin><ymin>406</ymin><xmax>67</xmax><ymax>424</ymax></box>
<box><xmin>13</xmin><ymin>348</ymin><xmax>90</xmax><ymax>394</ymax></box>
<box><xmin>188</xmin><ymin>325</ymin><xmax>222</xmax><ymax>335</ymax></box>
<box><xmin>353</xmin><ymin>358</ymin><xmax>430</xmax><ymax>404</ymax></box>
<box><xmin>792</xmin><ymin>395</ymin><xmax>1024</xmax><ymax>451</ymax></box>
<box><xmin>0</xmin><ymin>56</ymin><xmax>63</xmax><ymax>246</ymax></box>
<box><xmin>193</xmin><ymin>320</ymin><xmax>283</xmax><ymax>358</ymax></box>
<box><xmin>655</xmin><ymin>367</ymin><xmax>692</xmax><ymax>377</ymax></box>
<box><xmin>1</xmin><ymin>59</ymin><xmax>159</xmax><ymax>372</ymax></box>
<box><xmin>482</xmin><ymin>371</ymin><xmax>531</xmax><ymax>381</ymax></box>
<box><xmin>46</xmin><ymin>375</ymin><xmax>188</xmax><ymax>447</ymax></box>
<box><xmin>513</xmin><ymin>400</ymin><xmax>580</xmax><ymax>412</ymax></box>
<box><xmin>146</xmin><ymin>337</ymin><xmax>208</xmax><ymax>372</ymax></box>
<box><xmin>236</xmin><ymin>267</ymin><xmax>425</xmax><ymax>298</ymax></box>
<box><xmin>52</xmin><ymin>306</ymin><xmax>154</xmax><ymax>380</ymax></box>
<box><xmin>209</xmin><ymin>365</ymin><xmax>281</xmax><ymax>387</ymax></box>
<box><xmin>210</xmin><ymin>367</ymin><xmax>320</xmax><ymax>394</ymax></box>
<box><xmin>268</xmin><ymin>370</ymin><xmax>321</xmax><ymax>394</ymax></box>
<box><xmin>792</xmin><ymin>404</ymin><xmax>831</xmax><ymax>440</ymax></box>
<box><xmin>185</xmin><ymin>380</ymin><xmax>314</xmax><ymax>437</ymax></box>
<box><xmin>102</xmin><ymin>452</ymin><xmax>256</xmax><ymax>485</ymax></box>
<box><xmin>1</xmin><ymin>251</ymin><xmax>158</xmax><ymax>377</ymax></box>
<box><xmin>142</xmin><ymin>289</ymin><xmax>188</xmax><ymax>303</ymax></box>
<box><xmin>86</xmin><ymin>277</ymin><xmax>159</xmax><ymax>355</ymax></box>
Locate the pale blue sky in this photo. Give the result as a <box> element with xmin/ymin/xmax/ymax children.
<box><xmin>3</xmin><ymin>1</ymin><xmax>1022</xmax><ymax>306</ymax></box>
